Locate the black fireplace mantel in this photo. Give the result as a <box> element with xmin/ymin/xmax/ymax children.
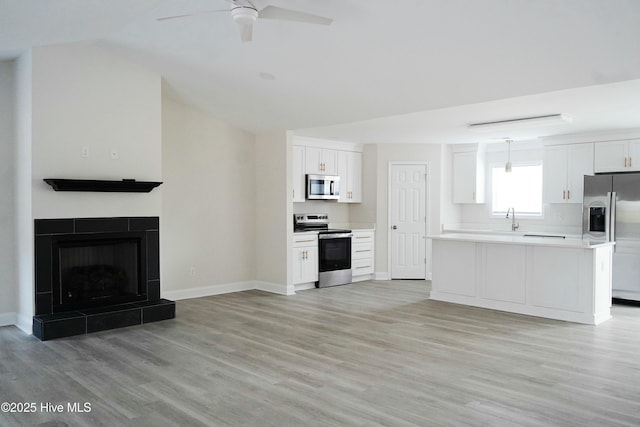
<box><xmin>44</xmin><ymin>178</ymin><xmax>162</xmax><ymax>193</ymax></box>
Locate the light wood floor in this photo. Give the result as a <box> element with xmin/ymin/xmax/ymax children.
<box><xmin>1</xmin><ymin>280</ymin><xmax>640</xmax><ymax>426</ymax></box>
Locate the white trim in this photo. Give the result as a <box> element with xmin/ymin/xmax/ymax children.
<box><xmin>291</xmin><ymin>135</ymin><xmax>363</xmax><ymax>152</ymax></box>
<box><xmin>163</xmin><ymin>281</ymin><xmax>255</xmax><ymax>301</ymax></box>
<box><xmin>254</xmin><ymin>281</ymin><xmax>293</xmax><ymax>296</ymax></box>
<box><xmin>351</xmin><ymin>274</ymin><xmax>375</xmax><ymax>283</ymax></box>
<box><xmin>163</xmin><ymin>280</ymin><xmax>292</xmax><ymax>301</ymax></box>
<box><xmin>375</xmin><ymin>272</ymin><xmax>391</xmax><ymax>281</ymax></box>
<box><xmin>0</xmin><ymin>312</ymin><xmax>17</xmax><ymax>327</ymax></box>
<box><xmin>294</xmin><ymin>282</ymin><xmax>317</xmax><ymax>291</ymax></box>
<box><xmin>387</xmin><ymin>161</ymin><xmax>430</xmax><ymax>280</ymax></box>
<box><xmin>16</xmin><ymin>314</ymin><xmax>32</xmax><ymax>335</ymax></box>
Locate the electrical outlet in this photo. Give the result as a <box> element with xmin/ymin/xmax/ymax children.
<box><xmin>81</xmin><ymin>146</ymin><xmax>89</xmax><ymax>158</ymax></box>
<box><xmin>110</xmin><ymin>149</ymin><xmax>119</xmax><ymax>160</ymax></box>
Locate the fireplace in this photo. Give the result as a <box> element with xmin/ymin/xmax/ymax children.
<box><xmin>53</xmin><ymin>232</ymin><xmax>147</xmax><ymax>312</ymax></box>
<box><xmin>33</xmin><ymin>217</ymin><xmax>175</xmax><ymax>340</ymax></box>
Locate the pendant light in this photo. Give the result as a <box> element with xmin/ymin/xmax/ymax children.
<box><xmin>505</xmin><ymin>138</ymin><xmax>513</xmax><ymax>173</ymax></box>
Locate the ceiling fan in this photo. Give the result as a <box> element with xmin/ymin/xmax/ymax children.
<box><xmin>157</xmin><ymin>0</ymin><xmax>333</xmax><ymax>42</ymax></box>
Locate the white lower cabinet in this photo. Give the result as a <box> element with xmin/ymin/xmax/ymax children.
<box><xmin>351</xmin><ymin>230</ymin><xmax>375</xmax><ymax>281</ymax></box>
<box><xmin>293</xmin><ymin>234</ymin><xmax>318</xmax><ymax>285</ymax></box>
<box><xmin>431</xmin><ymin>238</ymin><xmax>613</xmax><ymax>324</ymax></box>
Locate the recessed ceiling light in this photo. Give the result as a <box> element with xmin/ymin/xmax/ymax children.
<box><xmin>258</xmin><ymin>72</ymin><xmax>276</xmax><ymax>81</ymax></box>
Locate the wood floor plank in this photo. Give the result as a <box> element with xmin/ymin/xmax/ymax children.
<box><xmin>1</xmin><ymin>280</ymin><xmax>639</xmax><ymax>426</ymax></box>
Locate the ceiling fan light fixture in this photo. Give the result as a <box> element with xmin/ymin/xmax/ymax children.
<box><xmin>231</xmin><ymin>6</ymin><xmax>258</xmax><ymax>26</ymax></box>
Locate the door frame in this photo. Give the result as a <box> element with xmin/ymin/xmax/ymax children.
<box><xmin>387</xmin><ymin>161</ymin><xmax>431</xmax><ymax>280</ymax></box>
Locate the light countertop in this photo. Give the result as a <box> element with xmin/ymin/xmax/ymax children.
<box><xmin>429</xmin><ymin>233</ymin><xmax>615</xmax><ymax>249</ymax></box>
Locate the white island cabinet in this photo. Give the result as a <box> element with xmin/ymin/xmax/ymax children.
<box><xmin>430</xmin><ymin>234</ymin><xmax>614</xmax><ymax>324</ymax></box>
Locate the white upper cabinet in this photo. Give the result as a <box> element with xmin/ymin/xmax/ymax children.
<box><xmin>453</xmin><ymin>150</ymin><xmax>485</xmax><ymax>204</ymax></box>
<box><xmin>305</xmin><ymin>147</ymin><xmax>338</xmax><ymax>175</ymax></box>
<box><xmin>594</xmin><ymin>140</ymin><xmax>640</xmax><ymax>173</ymax></box>
<box><xmin>543</xmin><ymin>143</ymin><xmax>593</xmax><ymax>204</ymax></box>
<box><xmin>338</xmin><ymin>150</ymin><xmax>362</xmax><ymax>203</ymax></box>
<box><xmin>292</xmin><ymin>145</ymin><xmax>306</xmax><ymax>202</ymax></box>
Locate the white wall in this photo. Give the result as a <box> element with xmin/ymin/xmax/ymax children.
<box><xmin>373</xmin><ymin>143</ymin><xmax>444</xmax><ymax>277</ymax></box>
<box><xmin>255</xmin><ymin>131</ymin><xmax>291</xmax><ymax>294</ymax></box>
<box><xmin>161</xmin><ymin>97</ymin><xmax>256</xmax><ymax>295</ymax></box>
<box><xmin>31</xmin><ymin>43</ymin><xmax>162</xmax><ymax>219</ymax></box>
<box><xmin>14</xmin><ymin>51</ymin><xmax>33</xmax><ymax>332</ymax></box>
<box><xmin>0</xmin><ymin>60</ymin><xmax>16</xmax><ymax>325</ymax></box>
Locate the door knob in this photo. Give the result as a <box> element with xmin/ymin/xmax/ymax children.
<box><xmin>392</xmin><ymin>225</ymin><xmax>397</xmax><ymax>230</ymax></box>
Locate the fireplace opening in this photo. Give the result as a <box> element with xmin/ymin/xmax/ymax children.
<box><xmin>52</xmin><ymin>232</ymin><xmax>147</xmax><ymax>312</ymax></box>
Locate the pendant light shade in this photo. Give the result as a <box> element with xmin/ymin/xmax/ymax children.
<box><xmin>505</xmin><ymin>139</ymin><xmax>513</xmax><ymax>173</ymax></box>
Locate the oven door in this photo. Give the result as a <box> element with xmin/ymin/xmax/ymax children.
<box><xmin>318</xmin><ymin>234</ymin><xmax>352</xmax><ymax>272</ymax></box>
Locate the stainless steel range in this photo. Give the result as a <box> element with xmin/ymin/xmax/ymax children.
<box><xmin>294</xmin><ymin>214</ymin><xmax>353</xmax><ymax>288</ymax></box>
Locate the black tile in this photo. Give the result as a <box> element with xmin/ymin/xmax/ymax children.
<box><xmin>35</xmin><ymin>219</ymin><xmax>74</xmax><ymax>235</ymax></box>
<box><xmin>86</xmin><ymin>308</ymin><xmax>141</xmax><ymax>333</ymax></box>
<box><xmin>35</xmin><ymin>235</ymin><xmax>52</xmax><ymax>293</ymax></box>
<box><xmin>75</xmin><ymin>217</ymin><xmax>128</xmax><ymax>233</ymax></box>
<box><xmin>34</xmin><ymin>311</ymin><xmax>84</xmax><ymax>321</ymax></box>
<box><xmin>78</xmin><ymin>303</ymin><xmax>140</xmax><ymax>315</ymax></box>
<box><xmin>32</xmin><ymin>318</ymin><xmax>43</xmax><ymax>340</ymax></box>
<box><xmin>147</xmin><ymin>280</ymin><xmax>161</xmax><ymax>301</ymax></box>
<box><xmin>147</xmin><ymin>231</ymin><xmax>160</xmax><ymax>280</ymax></box>
<box><xmin>130</xmin><ymin>217</ymin><xmax>159</xmax><ymax>231</ymax></box>
<box><xmin>134</xmin><ymin>298</ymin><xmax>173</xmax><ymax>308</ymax></box>
<box><xmin>36</xmin><ymin>315</ymin><xmax>86</xmax><ymax>341</ymax></box>
<box><xmin>35</xmin><ymin>292</ymin><xmax>52</xmax><ymax>316</ymax></box>
<box><xmin>142</xmin><ymin>302</ymin><xmax>175</xmax><ymax>323</ymax></box>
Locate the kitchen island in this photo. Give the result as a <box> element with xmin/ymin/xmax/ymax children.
<box><xmin>430</xmin><ymin>233</ymin><xmax>615</xmax><ymax>324</ymax></box>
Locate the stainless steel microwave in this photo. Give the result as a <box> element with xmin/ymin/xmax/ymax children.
<box><xmin>306</xmin><ymin>174</ymin><xmax>340</xmax><ymax>200</ymax></box>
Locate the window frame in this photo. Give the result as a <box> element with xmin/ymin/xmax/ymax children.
<box><xmin>489</xmin><ymin>160</ymin><xmax>544</xmax><ymax>219</ymax></box>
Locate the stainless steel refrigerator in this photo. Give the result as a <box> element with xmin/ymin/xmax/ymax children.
<box><xmin>583</xmin><ymin>173</ymin><xmax>640</xmax><ymax>303</ymax></box>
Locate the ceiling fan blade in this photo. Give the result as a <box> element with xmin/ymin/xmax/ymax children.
<box><xmin>156</xmin><ymin>9</ymin><xmax>227</xmax><ymax>22</ymax></box>
<box><xmin>258</xmin><ymin>5</ymin><xmax>333</xmax><ymax>26</ymax></box>
<box><xmin>238</xmin><ymin>23</ymin><xmax>253</xmax><ymax>42</ymax></box>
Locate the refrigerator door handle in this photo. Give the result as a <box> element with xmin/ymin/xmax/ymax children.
<box><xmin>609</xmin><ymin>191</ymin><xmax>616</xmax><ymax>248</ymax></box>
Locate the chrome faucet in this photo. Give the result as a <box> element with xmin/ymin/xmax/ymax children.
<box><xmin>506</xmin><ymin>207</ymin><xmax>519</xmax><ymax>231</ymax></box>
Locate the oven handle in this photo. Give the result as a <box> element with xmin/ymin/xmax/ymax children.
<box><xmin>319</xmin><ymin>233</ymin><xmax>353</xmax><ymax>239</ymax></box>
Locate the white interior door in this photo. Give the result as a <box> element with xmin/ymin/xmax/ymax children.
<box><xmin>390</xmin><ymin>164</ymin><xmax>427</xmax><ymax>279</ymax></box>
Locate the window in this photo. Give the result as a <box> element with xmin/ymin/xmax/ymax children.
<box><xmin>492</xmin><ymin>163</ymin><xmax>542</xmax><ymax>216</ymax></box>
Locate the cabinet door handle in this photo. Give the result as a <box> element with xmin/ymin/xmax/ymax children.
<box><xmin>567</xmin><ymin>190</ymin><xmax>570</xmax><ymax>199</ymax></box>
<box><xmin>356</xmin><ymin>265</ymin><xmax>371</xmax><ymax>269</ymax></box>
<box><xmin>563</xmin><ymin>190</ymin><xmax>566</xmax><ymax>200</ymax></box>
<box><xmin>295</xmin><ymin>239</ymin><xmax>315</xmax><ymax>243</ymax></box>
<box><xmin>625</xmin><ymin>157</ymin><xmax>628</xmax><ymax>167</ymax></box>
<box><xmin>472</xmin><ymin>191</ymin><xmax>476</xmax><ymax>201</ymax></box>
<box><xmin>355</xmin><ymin>249</ymin><xmax>371</xmax><ymax>253</ymax></box>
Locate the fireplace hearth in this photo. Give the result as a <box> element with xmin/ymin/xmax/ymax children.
<box><xmin>33</xmin><ymin>217</ymin><xmax>175</xmax><ymax>340</ymax></box>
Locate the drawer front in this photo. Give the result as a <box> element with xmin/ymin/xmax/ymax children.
<box><xmin>353</xmin><ymin>258</ymin><xmax>374</xmax><ymax>275</ymax></box>
<box><xmin>293</xmin><ymin>236</ymin><xmax>318</xmax><ymax>248</ymax></box>
<box><xmin>352</xmin><ymin>242</ymin><xmax>374</xmax><ymax>259</ymax></box>
<box><xmin>352</xmin><ymin>231</ymin><xmax>374</xmax><ymax>243</ymax></box>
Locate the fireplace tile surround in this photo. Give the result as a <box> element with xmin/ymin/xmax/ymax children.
<box><xmin>33</xmin><ymin>216</ymin><xmax>175</xmax><ymax>340</ymax></box>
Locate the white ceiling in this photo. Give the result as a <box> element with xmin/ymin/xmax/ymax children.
<box><xmin>1</xmin><ymin>0</ymin><xmax>640</xmax><ymax>144</ymax></box>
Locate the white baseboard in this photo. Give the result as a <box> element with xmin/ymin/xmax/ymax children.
<box><xmin>16</xmin><ymin>313</ymin><xmax>32</xmax><ymax>335</ymax></box>
<box><xmin>163</xmin><ymin>280</ymin><xmax>293</xmax><ymax>301</ymax></box>
<box><xmin>375</xmin><ymin>272</ymin><xmax>391</xmax><ymax>281</ymax></box>
<box><xmin>254</xmin><ymin>281</ymin><xmax>294</xmax><ymax>296</ymax></box>
<box><xmin>163</xmin><ymin>281</ymin><xmax>255</xmax><ymax>301</ymax></box>
<box><xmin>0</xmin><ymin>312</ymin><xmax>17</xmax><ymax>327</ymax></box>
